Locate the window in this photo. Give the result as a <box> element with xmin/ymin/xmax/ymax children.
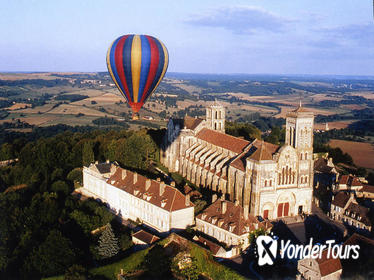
<box><xmin>265</xmin><ymin>180</ymin><xmax>268</xmax><ymax>187</ymax></box>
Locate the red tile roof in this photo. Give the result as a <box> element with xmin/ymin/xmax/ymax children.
<box><xmin>331</xmin><ymin>192</ymin><xmax>350</xmax><ymax>208</ymax></box>
<box><xmin>196</xmin><ymin>128</ymin><xmax>250</xmax><ymax>154</ymax></box>
<box><xmin>196</xmin><ymin>199</ymin><xmax>272</xmax><ymax>236</ymax></box>
<box><xmin>230</xmin><ymin>139</ymin><xmax>279</xmax><ymax>171</ymax></box>
<box><xmin>316</xmin><ymin>249</ymin><xmax>342</xmax><ymax>277</ymax></box>
<box><xmin>107</xmin><ymin>167</ymin><xmax>194</xmax><ymax>212</ymax></box>
<box><xmin>361</xmin><ymin>184</ymin><xmax>374</xmax><ymax>194</ymax></box>
<box><xmin>132</xmin><ymin>230</ymin><xmax>159</xmax><ymax>244</ymax></box>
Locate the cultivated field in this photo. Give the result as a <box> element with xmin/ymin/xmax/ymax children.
<box><xmin>329</xmin><ymin>139</ymin><xmax>374</xmax><ymax>169</ymax></box>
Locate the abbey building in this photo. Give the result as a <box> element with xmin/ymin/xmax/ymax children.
<box><xmin>161</xmin><ymin>102</ymin><xmax>314</xmax><ymax>220</ymax></box>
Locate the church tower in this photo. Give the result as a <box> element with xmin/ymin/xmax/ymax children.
<box><xmin>286</xmin><ymin>102</ymin><xmax>314</xmax><ymax>189</ymax></box>
<box><xmin>206</xmin><ymin>101</ymin><xmax>225</xmax><ymax>133</ymax></box>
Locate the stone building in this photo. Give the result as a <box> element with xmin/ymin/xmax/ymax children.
<box><xmin>329</xmin><ymin>192</ymin><xmax>372</xmax><ymax>232</ymax></box>
<box><xmin>195</xmin><ymin>196</ymin><xmax>272</xmax><ymax>256</ymax></box>
<box><xmin>82</xmin><ymin>162</ymin><xmax>195</xmax><ymax>233</ymax></box>
<box><xmin>297</xmin><ymin>249</ymin><xmax>342</xmax><ymax>280</ymax></box>
<box><xmin>161</xmin><ymin>102</ymin><xmax>314</xmax><ymax>219</ymax></box>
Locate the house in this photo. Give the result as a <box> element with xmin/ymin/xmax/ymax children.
<box><xmin>193</xmin><ymin>235</ymin><xmax>228</xmax><ymax>258</ymax></box>
<box><xmin>132</xmin><ymin>230</ymin><xmax>160</xmax><ymax>246</ymax></box>
<box><xmin>82</xmin><ymin>162</ymin><xmax>195</xmax><ymax>233</ymax></box>
<box><xmin>195</xmin><ymin>196</ymin><xmax>272</xmax><ymax>256</ymax></box>
<box><xmin>336</xmin><ymin>175</ymin><xmax>362</xmax><ymax>191</ymax></box>
<box><xmin>329</xmin><ymin>192</ymin><xmax>372</xmax><ymax>232</ymax></box>
<box><xmin>297</xmin><ymin>249</ymin><xmax>342</xmax><ymax>280</ymax></box>
<box><xmin>314</xmin><ymin>156</ymin><xmax>338</xmax><ymax>189</ymax></box>
<box><xmin>356</xmin><ymin>185</ymin><xmax>374</xmax><ymax>200</ymax></box>
<box><xmin>340</xmin><ymin>233</ymin><xmax>374</xmax><ymax>278</ymax></box>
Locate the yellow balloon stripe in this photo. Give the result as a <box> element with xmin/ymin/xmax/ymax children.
<box><xmin>131</xmin><ymin>35</ymin><xmax>142</xmax><ymax>103</ymax></box>
<box><xmin>106</xmin><ymin>40</ymin><xmax>127</xmax><ymax>100</ymax></box>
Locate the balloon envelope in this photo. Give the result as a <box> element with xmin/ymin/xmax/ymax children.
<box><xmin>106</xmin><ymin>34</ymin><xmax>169</xmax><ymax>114</ymax></box>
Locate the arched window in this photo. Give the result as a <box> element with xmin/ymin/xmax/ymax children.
<box><xmin>219</xmin><ymin>111</ymin><xmax>221</xmax><ymax>119</ymax></box>
<box><xmin>305</xmin><ymin>176</ymin><xmax>308</xmax><ymax>183</ymax></box>
<box><xmin>214</xmin><ymin>123</ymin><xmax>217</xmax><ymax>130</ymax></box>
<box><xmin>301</xmin><ymin>176</ymin><xmax>304</xmax><ymax>184</ymax></box>
<box><xmin>269</xmin><ymin>180</ymin><xmax>272</xmax><ymax>187</ymax></box>
<box><xmin>282</xmin><ymin>168</ymin><xmax>285</xmax><ymax>184</ymax></box>
<box><xmin>265</xmin><ymin>180</ymin><xmax>268</xmax><ymax>187</ymax></box>
<box><xmin>305</xmin><ymin>153</ymin><xmax>308</xmax><ymax>160</ymax></box>
<box><xmin>300</xmin><ymin>153</ymin><xmax>303</xmax><ymax>160</ymax></box>
<box><xmin>215</xmin><ymin>111</ymin><xmax>218</xmax><ymax>119</ymax></box>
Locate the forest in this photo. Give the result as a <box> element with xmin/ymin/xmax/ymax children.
<box><xmin>0</xmin><ymin>127</ymin><xmax>161</xmax><ymax>278</ymax></box>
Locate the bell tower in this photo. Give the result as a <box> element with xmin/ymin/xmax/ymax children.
<box><xmin>206</xmin><ymin>101</ymin><xmax>225</xmax><ymax>133</ymax></box>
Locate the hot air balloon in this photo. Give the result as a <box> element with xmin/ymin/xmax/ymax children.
<box><xmin>106</xmin><ymin>34</ymin><xmax>169</xmax><ymax>119</ymax></box>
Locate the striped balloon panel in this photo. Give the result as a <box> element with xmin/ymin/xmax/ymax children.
<box><xmin>106</xmin><ymin>34</ymin><xmax>169</xmax><ymax>113</ymax></box>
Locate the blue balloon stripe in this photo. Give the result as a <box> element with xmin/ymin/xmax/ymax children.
<box><xmin>123</xmin><ymin>35</ymin><xmax>134</xmax><ymax>103</ymax></box>
<box><xmin>109</xmin><ymin>37</ymin><xmax>129</xmax><ymax>102</ymax></box>
<box><xmin>138</xmin><ymin>35</ymin><xmax>151</xmax><ymax>103</ymax></box>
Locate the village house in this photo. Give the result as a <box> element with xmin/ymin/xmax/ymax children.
<box><xmin>329</xmin><ymin>192</ymin><xmax>372</xmax><ymax>232</ymax></box>
<box><xmin>195</xmin><ymin>195</ymin><xmax>272</xmax><ymax>256</ymax></box>
<box><xmin>297</xmin><ymin>249</ymin><xmax>342</xmax><ymax>280</ymax></box>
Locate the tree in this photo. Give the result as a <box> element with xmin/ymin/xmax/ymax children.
<box><xmin>97</xmin><ymin>224</ymin><xmax>119</xmax><ymax>259</ymax></box>
<box><xmin>144</xmin><ymin>244</ymin><xmax>171</xmax><ymax>279</ymax></box>
<box><xmin>64</xmin><ymin>265</ymin><xmax>88</xmax><ymax>280</ymax></box>
<box><xmin>31</xmin><ymin>230</ymin><xmax>76</xmax><ymax>277</ymax></box>
<box><xmin>82</xmin><ymin>141</ymin><xmax>94</xmax><ymax>167</ymax></box>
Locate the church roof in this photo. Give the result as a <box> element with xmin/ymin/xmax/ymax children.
<box><xmin>107</xmin><ymin>167</ymin><xmax>194</xmax><ymax>212</ymax></box>
<box><xmin>250</xmin><ymin>141</ymin><xmax>274</xmax><ymax>161</ymax></box>
<box><xmin>196</xmin><ymin>128</ymin><xmax>250</xmax><ymax>154</ymax></box>
<box><xmin>173</xmin><ymin>116</ymin><xmax>204</xmax><ymax>130</ymax></box>
<box><xmin>230</xmin><ymin>139</ymin><xmax>279</xmax><ymax>171</ymax></box>
<box><xmin>287</xmin><ymin>104</ymin><xmax>314</xmax><ymax>118</ymax></box>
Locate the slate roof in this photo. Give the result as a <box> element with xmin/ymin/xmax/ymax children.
<box><xmin>196</xmin><ymin>199</ymin><xmax>272</xmax><ymax>237</ymax></box>
<box><xmin>94</xmin><ymin>162</ymin><xmax>112</xmax><ymax>174</ymax></box>
<box><xmin>107</xmin><ymin>167</ymin><xmax>194</xmax><ymax>212</ymax></box>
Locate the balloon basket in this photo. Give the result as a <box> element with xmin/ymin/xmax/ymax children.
<box><xmin>132</xmin><ymin>113</ymin><xmax>140</xmax><ymax>120</ymax></box>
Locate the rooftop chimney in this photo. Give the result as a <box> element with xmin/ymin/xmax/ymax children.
<box><xmin>244</xmin><ymin>205</ymin><xmax>249</xmax><ymax>220</ymax></box>
<box><xmin>185</xmin><ymin>194</ymin><xmax>190</xmax><ymax>206</ymax></box>
<box><xmin>157</xmin><ymin>177</ymin><xmax>161</xmax><ymax>182</ymax></box>
<box><xmin>146</xmin><ymin>179</ymin><xmax>151</xmax><ymax>191</ymax></box>
<box><xmin>221</xmin><ymin>201</ymin><xmax>227</xmax><ymax>214</ymax></box>
<box><xmin>212</xmin><ymin>194</ymin><xmax>218</xmax><ymax>203</ymax></box>
<box><xmin>133</xmin><ymin>172</ymin><xmax>138</xmax><ymax>184</ymax></box>
<box><xmin>160</xmin><ymin>182</ymin><xmax>165</xmax><ymax>196</ymax></box>
<box><xmin>170</xmin><ymin>181</ymin><xmax>175</xmax><ymax>187</ymax></box>
<box><xmin>121</xmin><ymin>169</ymin><xmax>127</xmax><ymax>180</ymax></box>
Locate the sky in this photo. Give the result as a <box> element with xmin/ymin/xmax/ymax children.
<box><xmin>0</xmin><ymin>0</ymin><xmax>373</xmax><ymax>75</ymax></box>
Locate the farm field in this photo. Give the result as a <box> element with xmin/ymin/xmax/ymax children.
<box><xmin>329</xmin><ymin>139</ymin><xmax>374</xmax><ymax>169</ymax></box>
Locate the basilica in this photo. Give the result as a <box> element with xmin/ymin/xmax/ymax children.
<box><xmin>161</xmin><ymin>102</ymin><xmax>314</xmax><ymax>220</ymax></box>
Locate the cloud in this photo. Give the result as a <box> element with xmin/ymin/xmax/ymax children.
<box><xmin>318</xmin><ymin>23</ymin><xmax>374</xmax><ymax>46</ymax></box>
<box><xmin>185</xmin><ymin>6</ymin><xmax>292</xmax><ymax>35</ymax></box>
